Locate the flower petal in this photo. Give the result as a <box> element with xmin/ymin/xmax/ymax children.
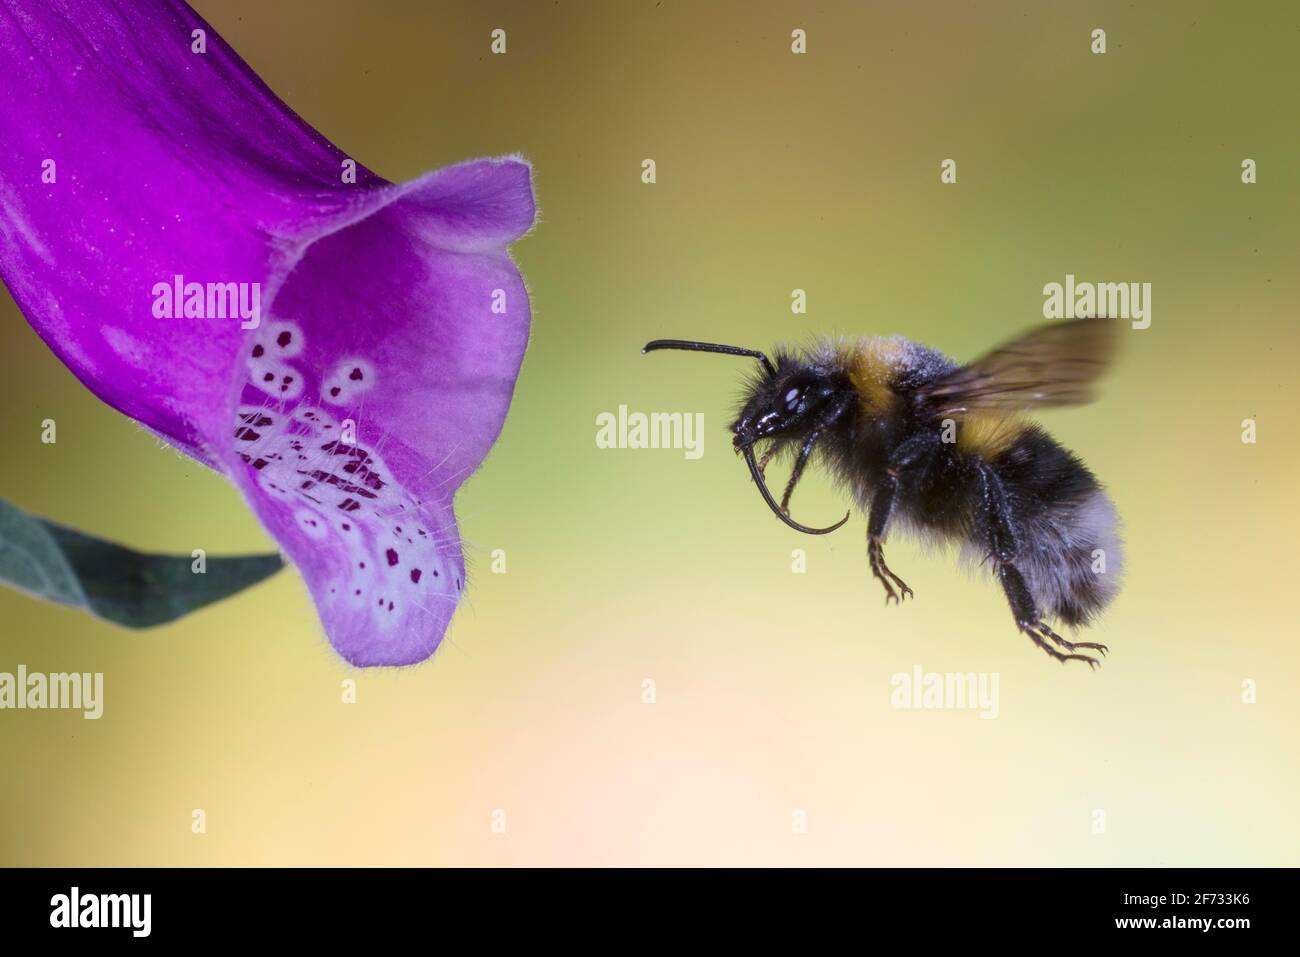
<box><xmin>0</xmin><ymin>1</ymin><xmax>536</xmax><ymax>664</ymax></box>
<box><xmin>228</xmin><ymin>166</ymin><xmax>532</xmax><ymax>665</ymax></box>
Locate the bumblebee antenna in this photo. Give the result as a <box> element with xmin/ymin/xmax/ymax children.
<box><xmin>642</xmin><ymin>339</ymin><xmax>777</xmax><ymax>376</ymax></box>
<box><xmin>740</xmin><ymin>445</ymin><xmax>849</xmax><ymax>535</ymax></box>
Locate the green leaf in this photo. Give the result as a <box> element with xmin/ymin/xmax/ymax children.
<box><xmin>0</xmin><ymin>497</ymin><xmax>283</xmax><ymax>628</ymax></box>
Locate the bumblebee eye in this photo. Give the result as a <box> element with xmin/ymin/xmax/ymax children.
<box><xmin>784</xmin><ymin>387</ymin><xmax>800</xmax><ymax>411</ymax></box>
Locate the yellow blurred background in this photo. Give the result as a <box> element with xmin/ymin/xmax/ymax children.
<box><xmin>1</xmin><ymin>0</ymin><xmax>1297</xmax><ymax>865</ymax></box>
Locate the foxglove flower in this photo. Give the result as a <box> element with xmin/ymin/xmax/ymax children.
<box><xmin>0</xmin><ymin>1</ymin><xmax>536</xmax><ymax>665</ymax></box>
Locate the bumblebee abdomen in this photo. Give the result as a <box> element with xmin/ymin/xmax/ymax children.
<box><xmin>955</xmin><ymin>412</ymin><xmax>1026</xmax><ymax>459</ymax></box>
<box><xmin>978</xmin><ymin>427</ymin><xmax>1122</xmax><ymax>626</ymax></box>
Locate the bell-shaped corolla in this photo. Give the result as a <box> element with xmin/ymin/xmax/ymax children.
<box><xmin>0</xmin><ymin>1</ymin><xmax>536</xmax><ymax>665</ymax></box>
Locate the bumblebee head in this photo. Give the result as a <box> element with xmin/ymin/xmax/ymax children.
<box><xmin>641</xmin><ymin>337</ymin><xmax>850</xmax><ymax>535</ymax></box>
<box><xmin>730</xmin><ymin>363</ymin><xmax>843</xmax><ymax>448</ymax></box>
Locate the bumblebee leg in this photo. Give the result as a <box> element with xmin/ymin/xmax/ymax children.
<box><xmin>864</xmin><ymin>434</ymin><xmax>941</xmax><ymax>603</ymax></box>
<box><xmin>756</xmin><ymin>445</ymin><xmax>777</xmax><ymax>481</ymax></box>
<box><xmin>775</xmin><ymin>393</ymin><xmax>858</xmax><ymax>514</ymax></box>
<box><xmin>867</xmin><ymin>474</ymin><xmax>913</xmax><ymax>603</ymax></box>
<box><xmin>1037</xmin><ymin>620</ymin><xmax>1108</xmax><ymax>657</ymax></box>
<box><xmin>980</xmin><ymin>466</ymin><xmax>1101</xmax><ymax>668</ymax></box>
<box><xmin>996</xmin><ymin>563</ymin><xmax>1101</xmax><ymax>669</ymax></box>
<box><xmin>869</xmin><ymin>538</ymin><xmax>912</xmax><ymax>603</ymax></box>
<box><xmin>779</xmin><ymin>431</ymin><xmax>820</xmax><ymax>513</ymax></box>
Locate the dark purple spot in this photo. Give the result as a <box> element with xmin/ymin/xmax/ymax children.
<box><xmin>350</xmin><ymin>367</ymin><xmax>364</xmax><ymax>381</ymax></box>
<box><xmin>251</xmin><ymin>344</ymin><xmax>264</xmax><ymax>358</ymax></box>
<box><xmin>303</xmin><ymin>470</ymin><xmax>377</xmax><ymax>499</ymax></box>
<box><xmin>432</xmin><ymin>569</ymin><xmax>439</xmax><ymax>578</ymax></box>
<box><xmin>276</xmin><ymin>330</ymin><xmax>293</xmax><ymax>348</ymax></box>
<box><xmin>387</xmin><ymin>601</ymin><xmax>394</xmax><ymax>611</ymax></box>
<box><xmin>359</xmin><ymin>562</ymin><xmax>366</xmax><ymax>569</ymax></box>
<box><xmin>263</xmin><ymin>372</ymin><xmax>274</xmax><ymax>382</ymax></box>
<box><xmin>341</xmin><ymin>523</ymin><xmax>351</xmax><ymax>531</ymax></box>
<box><xmin>330</xmin><ymin>387</ymin><xmax>341</xmax><ymax>397</ymax></box>
<box><xmin>386</xmin><ymin>548</ymin><xmax>399</xmax><ymax>567</ymax></box>
<box><xmin>321</xmin><ymin>441</ymin><xmax>366</xmax><ymax>459</ymax></box>
<box><xmin>410</xmin><ymin>569</ymin><xmax>422</xmax><ymax>584</ymax></box>
<box><xmin>252</xmin><ymin>458</ymin><xmax>268</xmax><ymax>470</ymax></box>
<box><xmin>234</xmin><ymin>427</ymin><xmax>260</xmax><ymax>441</ymax></box>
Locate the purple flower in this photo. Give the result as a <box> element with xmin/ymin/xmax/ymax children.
<box><xmin>0</xmin><ymin>2</ymin><xmax>536</xmax><ymax>665</ymax></box>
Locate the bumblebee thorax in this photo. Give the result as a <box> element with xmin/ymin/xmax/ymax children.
<box><xmin>846</xmin><ymin>336</ymin><xmax>911</xmax><ymax>415</ymax></box>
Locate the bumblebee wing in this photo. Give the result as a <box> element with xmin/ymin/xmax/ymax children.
<box><xmin>917</xmin><ymin>318</ymin><xmax>1118</xmax><ymax>415</ymax></box>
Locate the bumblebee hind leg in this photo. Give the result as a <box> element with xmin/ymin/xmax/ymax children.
<box><xmin>995</xmin><ymin>562</ymin><xmax>1103</xmax><ymax>669</ymax></box>
<box><xmin>979</xmin><ymin>464</ymin><xmax>1103</xmax><ymax>669</ymax></box>
<box><xmin>1035</xmin><ymin>618</ymin><xmax>1108</xmax><ymax>659</ymax></box>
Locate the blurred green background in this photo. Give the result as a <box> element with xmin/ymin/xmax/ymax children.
<box><xmin>1</xmin><ymin>0</ymin><xmax>1297</xmax><ymax>865</ymax></box>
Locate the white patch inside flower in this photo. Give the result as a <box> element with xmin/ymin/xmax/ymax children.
<box><xmin>295</xmin><ymin>508</ymin><xmax>329</xmax><ymax>540</ymax></box>
<box><xmin>322</xmin><ymin>357</ymin><xmax>376</xmax><ymax>406</ymax></box>
<box><xmin>235</xmin><ymin>324</ymin><xmax>458</xmax><ymax>637</ymax></box>
<box><xmin>257</xmin><ymin>474</ymin><xmax>295</xmax><ymax>503</ymax></box>
<box><xmin>260</xmin><ymin>320</ymin><xmax>306</xmax><ymax>359</ymax></box>
<box><xmin>246</xmin><ymin>355</ymin><xmax>303</xmax><ymax>399</ymax></box>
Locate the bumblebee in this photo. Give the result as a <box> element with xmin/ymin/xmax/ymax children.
<box><xmin>643</xmin><ymin>318</ymin><xmax>1122</xmax><ymax>667</ymax></box>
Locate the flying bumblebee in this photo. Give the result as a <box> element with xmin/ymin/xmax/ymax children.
<box><xmin>642</xmin><ymin>318</ymin><xmax>1121</xmax><ymax>668</ymax></box>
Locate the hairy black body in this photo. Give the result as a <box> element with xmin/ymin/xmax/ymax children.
<box><xmin>643</xmin><ymin>319</ymin><xmax>1122</xmax><ymax>667</ymax></box>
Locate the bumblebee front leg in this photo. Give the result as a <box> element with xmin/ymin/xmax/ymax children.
<box><xmin>778</xmin><ymin>431</ymin><xmax>820</xmax><ymax>513</ymax></box>
<box><xmin>749</xmin><ymin>442</ymin><xmax>803</xmax><ymax>513</ymax></box>
<box><xmin>771</xmin><ymin>394</ymin><xmax>856</xmax><ymax>514</ymax></box>
<box><xmin>979</xmin><ymin>465</ymin><xmax>1106</xmax><ymax>668</ymax></box>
